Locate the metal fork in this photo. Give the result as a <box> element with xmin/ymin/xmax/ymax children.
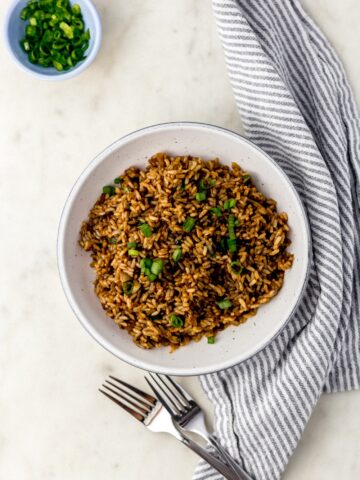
<box><xmin>145</xmin><ymin>373</ymin><xmax>253</xmax><ymax>480</ymax></box>
<box><xmin>99</xmin><ymin>375</ymin><xmax>240</xmax><ymax>480</ymax></box>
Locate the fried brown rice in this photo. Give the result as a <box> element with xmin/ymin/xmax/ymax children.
<box><xmin>80</xmin><ymin>152</ymin><xmax>294</xmax><ymax>351</ymax></box>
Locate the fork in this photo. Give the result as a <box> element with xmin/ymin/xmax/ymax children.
<box><xmin>99</xmin><ymin>375</ymin><xmax>241</xmax><ymax>480</ymax></box>
<box><xmin>145</xmin><ymin>373</ymin><xmax>253</xmax><ymax>480</ymax></box>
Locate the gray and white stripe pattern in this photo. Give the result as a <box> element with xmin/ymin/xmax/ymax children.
<box><xmin>194</xmin><ymin>1</ymin><xmax>360</xmax><ymax>479</ymax></box>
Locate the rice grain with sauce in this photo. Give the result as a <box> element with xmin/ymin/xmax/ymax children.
<box><xmin>80</xmin><ymin>153</ymin><xmax>294</xmax><ymax>351</ymax></box>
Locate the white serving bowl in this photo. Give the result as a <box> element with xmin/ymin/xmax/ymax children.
<box><xmin>57</xmin><ymin>122</ymin><xmax>310</xmax><ymax>376</ymax></box>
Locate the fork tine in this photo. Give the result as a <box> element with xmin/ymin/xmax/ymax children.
<box><xmin>109</xmin><ymin>375</ymin><xmax>157</xmax><ymax>404</ymax></box>
<box><xmin>99</xmin><ymin>389</ymin><xmax>145</xmax><ymax>422</ymax></box>
<box><xmin>105</xmin><ymin>380</ymin><xmax>153</xmax><ymax>409</ymax></box>
<box><xmin>153</xmin><ymin>374</ymin><xmax>187</xmax><ymax>411</ymax></box>
<box><xmin>102</xmin><ymin>384</ymin><xmax>150</xmax><ymax>415</ymax></box>
<box><xmin>145</xmin><ymin>375</ymin><xmax>179</xmax><ymax>416</ymax></box>
<box><xmin>164</xmin><ymin>375</ymin><xmax>192</xmax><ymax>407</ymax></box>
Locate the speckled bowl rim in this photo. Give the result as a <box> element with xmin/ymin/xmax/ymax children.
<box><xmin>57</xmin><ymin>122</ymin><xmax>311</xmax><ymax>376</ymax></box>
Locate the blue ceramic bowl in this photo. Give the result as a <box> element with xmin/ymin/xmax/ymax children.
<box><xmin>4</xmin><ymin>0</ymin><xmax>102</xmax><ymax>80</ymax></box>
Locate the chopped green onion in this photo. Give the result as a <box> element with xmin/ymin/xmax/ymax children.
<box><xmin>128</xmin><ymin>249</ymin><xmax>140</xmax><ymax>257</ymax></box>
<box><xmin>231</xmin><ymin>261</ymin><xmax>243</xmax><ymax>274</ymax></box>
<box><xmin>114</xmin><ymin>177</ymin><xmax>122</xmax><ymax>184</ymax></box>
<box><xmin>25</xmin><ymin>25</ymin><xmax>37</xmax><ymax>37</ymax></box>
<box><xmin>123</xmin><ymin>281</ymin><xmax>134</xmax><ymax>296</ymax></box>
<box><xmin>72</xmin><ymin>4</ymin><xmax>81</xmax><ymax>15</ymax></box>
<box><xmin>145</xmin><ymin>269</ymin><xmax>157</xmax><ymax>282</ymax></box>
<box><xmin>127</xmin><ymin>242</ymin><xmax>137</xmax><ymax>249</ymax></box>
<box><xmin>19</xmin><ymin>0</ymin><xmax>90</xmax><ymax>71</ymax></box>
<box><xmin>28</xmin><ymin>49</ymin><xmax>38</xmax><ymax>63</ymax></box>
<box><xmin>228</xmin><ymin>215</ymin><xmax>236</xmax><ymax>240</ymax></box>
<box><xmin>20</xmin><ymin>7</ymin><xmax>30</xmax><ymax>20</ymax></box>
<box><xmin>59</xmin><ymin>21</ymin><xmax>74</xmax><ymax>39</ymax></box>
<box><xmin>216</xmin><ymin>298</ymin><xmax>232</xmax><ymax>310</ymax></box>
<box><xmin>21</xmin><ymin>40</ymin><xmax>31</xmax><ymax>52</ymax></box>
<box><xmin>210</xmin><ymin>207</ymin><xmax>222</xmax><ymax>217</ymax></box>
<box><xmin>227</xmin><ymin>238</ymin><xmax>237</xmax><ymax>253</ymax></box>
<box><xmin>207</xmin><ymin>336</ymin><xmax>215</xmax><ymax>344</ymax></box>
<box><xmin>139</xmin><ymin>223</ymin><xmax>153</xmax><ymax>237</ymax></box>
<box><xmin>53</xmin><ymin>60</ymin><xmax>63</xmax><ymax>71</ymax></box>
<box><xmin>151</xmin><ymin>259</ymin><xmax>164</xmax><ymax>276</ymax></box>
<box><xmin>183</xmin><ymin>217</ymin><xmax>196</xmax><ymax>232</ymax></box>
<box><xmin>42</xmin><ymin>29</ymin><xmax>53</xmax><ymax>43</ymax></box>
<box><xmin>195</xmin><ymin>191</ymin><xmax>206</xmax><ymax>202</ymax></box>
<box><xmin>140</xmin><ymin>258</ymin><xmax>152</xmax><ymax>273</ymax></box>
<box><xmin>170</xmin><ymin>314</ymin><xmax>184</xmax><ymax>328</ymax></box>
<box><xmin>108</xmin><ymin>237</ymin><xmax>119</xmax><ymax>244</ymax></box>
<box><xmin>103</xmin><ymin>185</ymin><xmax>115</xmax><ymax>196</ymax></box>
<box><xmin>242</xmin><ymin>174</ymin><xmax>251</xmax><ymax>183</ymax></box>
<box><xmin>224</xmin><ymin>199</ymin><xmax>236</xmax><ymax>210</ymax></box>
<box><xmin>199</xmin><ymin>179</ymin><xmax>208</xmax><ymax>191</ymax></box>
<box><xmin>172</xmin><ymin>248</ymin><xmax>182</xmax><ymax>262</ymax></box>
<box><xmin>199</xmin><ymin>178</ymin><xmax>216</xmax><ymax>191</ymax></box>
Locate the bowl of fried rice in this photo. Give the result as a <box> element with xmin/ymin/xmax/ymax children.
<box><xmin>57</xmin><ymin>122</ymin><xmax>310</xmax><ymax>375</ymax></box>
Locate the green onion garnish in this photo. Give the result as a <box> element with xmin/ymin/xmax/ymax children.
<box><xmin>145</xmin><ymin>269</ymin><xmax>157</xmax><ymax>282</ymax></box>
<box><xmin>195</xmin><ymin>191</ymin><xmax>207</xmax><ymax>202</ymax></box>
<box><xmin>227</xmin><ymin>238</ymin><xmax>237</xmax><ymax>253</ymax></box>
<box><xmin>72</xmin><ymin>4</ymin><xmax>81</xmax><ymax>15</ymax></box>
<box><xmin>140</xmin><ymin>258</ymin><xmax>163</xmax><ymax>281</ymax></box>
<box><xmin>170</xmin><ymin>314</ymin><xmax>184</xmax><ymax>328</ymax></box>
<box><xmin>231</xmin><ymin>261</ymin><xmax>243</xmax><ymax>274</ymax></box>
<box><xmin>151</xmin><ymin>259</ymin><xmax>164</xmax><ymax>276</ymax></box>
<box><xmin>216</xmin><ymin>298</ymin><xmax>232</xmax><ymax>309</ymax></box>
<box><xmin>145</xmin><ymin>270</ymin><xmax>157</xmax><ymax>282</ymax></box>
<box><xmin>207</xmin><ymin>336</ymin><xmax>215</xmax><ymax>344</ymax></box>
<box><xmin>103</xmin><ymin>185</ymin><xmax>115</xmax><ymax>196</ymax></box>
<box><xmin>140</xmin><ymin>258</ymin><xmax>152</xmax><ymax>273</ymax></box>
<box><xmin>59</xmin><ymin>21</ymin><xmax>74</xmax><ymax>39</ymax></box>
<box><xmin>127</xmin><ymin>242</ymin><xmax>137</xmax><ymax>249</ymax></box>
<box><xmin>139</xmin><ymin>223</ymin><xmax>153</xmax><ymax>237</ymax></box>
<box><xmin>128</xmin><ymin>249</ymin><xmax>140</xmax><ymax>257</ymax></box>
<box><xmin>19</xmin><ymin>0</ymin><xmax>90</xmax><ymax>72</ymax></box>
<box><xmin>108</xmin><ymin>237</ymin><xmax>118</xmax><ymax>244</ymax></box>
<box><xmin>210</xmin><ymin>207</ymin><xmax>222</xmax><ymax>217</ymax></box>
<box><xmin>224</xmin><ymin>199</ymin><xmax>236</xmax><ymax>210</ymax></box>
<box><xmin>122</xmin><ymin>281</ymin><xmax>134</xmax><ymax>296</ymax></box>
<box><xmin>199</xmin><ymin>178</ymin><xmax>216</xmax><ymax>191</ymax></box>
<box><xmin>183</xmin><ymin>217</ymin><xmax>196</xmax><ymax>232</ymax></box>
<box><xmin>172</xmin><ymin>248</ymin><xmax>182</xmax><ymax>262</ymax></box>
<box><xmin>242</xmin><ymin>174</ymin><xmax>251</xmax><ymax>183</ymax></box>
<box><xmin>114</xmin><ymin>177</ymin><xmax>122</xmax><ymax>184</ymax></box>
<box><xmin>228</xmin><ymin>215</ymin><xmax>236</xmax><ymax>240</ymax></box>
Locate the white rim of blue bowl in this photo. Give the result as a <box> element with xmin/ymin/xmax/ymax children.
<box><xmin>57</xmin><ymin>121</ymin><xmax>312</xmax><ymax>375</ymax></box>
<box><xmin>3</xmin><ymin>0</ymin><xmax>102</xmax><ymax>80</ymax></box>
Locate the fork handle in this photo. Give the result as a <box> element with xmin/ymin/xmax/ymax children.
<box><xmin>209</xmin><ymin>436</ymin><xmax>253</xmax><ymax>480</ymax></box>
<box><xmin>181</xmin><ymin>436</ymin><xmax>242</xmax><ymax>480</ymax></box>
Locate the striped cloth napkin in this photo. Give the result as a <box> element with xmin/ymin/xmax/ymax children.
<box><xmin>194</xmin><ymin>1</ymin><xmax>360</xmax><ymax>479</ymax></box>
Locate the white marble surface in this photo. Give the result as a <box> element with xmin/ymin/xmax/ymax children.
<box><xmin>1</xmin><ymin>0</ymin><xmax>360</xmax><ymax>479</ymax></box>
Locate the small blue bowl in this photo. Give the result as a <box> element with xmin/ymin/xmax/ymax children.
<box><xmin>4</xmin><ymin>0</ymin><xmax>102</xmax><ymax>80</ymax></box>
